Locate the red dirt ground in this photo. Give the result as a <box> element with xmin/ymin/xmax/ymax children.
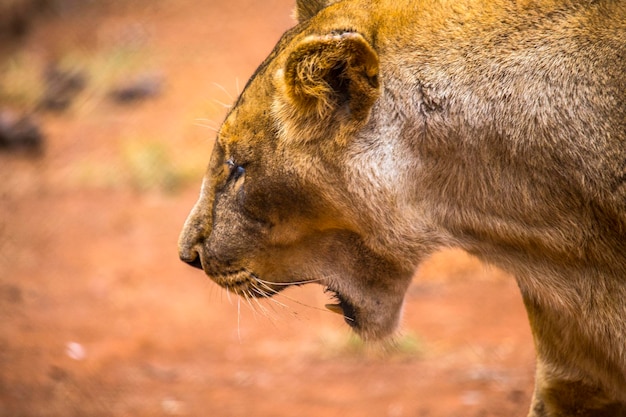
<box><xmin>0</xmin><ymin>1</ymin><xmax>536</xmax><ymax>416</ymax></box>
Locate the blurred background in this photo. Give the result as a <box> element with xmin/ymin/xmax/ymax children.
<box><xmin>0</xmin><ymin>1</ymin><xmax>535</xmax><ymax>416</ymax></box>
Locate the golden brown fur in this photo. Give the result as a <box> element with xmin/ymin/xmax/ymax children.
<box><xmin>179</xmin><ymin>0</ymin><xmax>626</xmax><ymax>415</ymax></box>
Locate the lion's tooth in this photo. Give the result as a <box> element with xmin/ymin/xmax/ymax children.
<box><xmin>325</xmin><ymin>304</ymin><xmax>344</xmax><ymax>315</ymax></box>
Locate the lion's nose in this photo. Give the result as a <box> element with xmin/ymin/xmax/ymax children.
<box><xmin>179</xmin><ymin>206</ymin><xmax>208</xmax><ymax>271</ymax></box>
<box><xmin>179</xmin><ymin>248</ymin><xmax>204</xmax><ymax>270</ymax></box>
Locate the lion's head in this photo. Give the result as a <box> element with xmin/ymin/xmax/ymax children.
<box><xmin>178</xmin><ymin>1</ymin><xmax>440</xmax><ymax>340</ymax></box>
<box><xmin>177</xmin><ymin>0</ymin><xmax>626</xmax><ymax>414</ymax></box>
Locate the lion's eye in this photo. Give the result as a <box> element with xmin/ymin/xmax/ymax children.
<box><xmin>226</xmin><ymin>159</ymin><xmax>245</xmax><ymax>182</ymax></box>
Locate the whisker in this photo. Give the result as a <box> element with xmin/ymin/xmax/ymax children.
<box><xmin>195</xmin><ymin>125</ymin><xmax>219</xmax><ymax>133</ymax></box>
<box><xmin>278</xmin><ymin>293</ymin><xmax>333</xmax><ymax>314</ymax></box>
<box><xmin>261</xmin><ymin>297</ymin><xmax>284</xmax><ymax>318</ymax></box>
<box><xmin>247</xmin><ymin>290</ymin><xmax>266</xmax><ymax>320</ymax></box>
<box><xmin>251</xmin><ymin>281</ymin><xmax>274</xmax><ymax>299</ymax></box>
<box><xmin>250</xmin><ymin>292</ymin><xmax>276</xmax><ymax>322</ymax></box>
<box><xmin>212</xmin><ymin>81</ymin><xmax>235</xmax><ymax>101</ymax></box>
<box><xmin>246</xmin><ymin>284</ymin><xmax>279</xmax><ymax>322</ymax></box>
<box><xmin>235</xmin><ymin>77</ymin><xmax>241</xmax><ymax>95</ymax></box>
<box><xmin>240</xmin><ymin>289</ymin><xmax>258</xmax><ymax>319</ymax></box>
<box><xmin>253</xmin><ymin>278</ymin><xmax>278</xmax><ymax>294</ymax></box>
<box><xmin>252</xmin><ymin>277</ymin><xmax>341</xmax><ymax>317</ymax></box>
<box><xmin>194</xmin><ymin>119</ymin><xmax>220</xmax><ymax>133</ymax></box>
<box><xmin>253</xmin><ymin>281</ymin><xmax>290</xmax><ymax>309</ymax></box>
<box><xmin>252</xmin><ymin>281</ymin><xmax>308</xmax><ymax>320</ymax></box>
<box><xmin>225</xmin><ymin>287</ymin><xmax>233</xmax><ymax>305</ymax></box>
<box><xmin>237</xmin><ymin>298</ymin><xmax>241</xmax><ymax>342</ymax></box>
<box><xmin>212</xmin><ymin>98</ymin><xmax>232</xmax><ymax>109</ymax></box>
<box><xmin>255</xmin><ymin>277</ymin><xmax>324</xmax><ymax>286</ymax></box>
<box><xmin>259</xmin><ymin>283</ymin><xmax>333</xmax><ymax>315</ymax></box>
<box><xmin>194</xmin><ymin>117</ymin><xmax>218</xmax><ymax>124</ymax></box>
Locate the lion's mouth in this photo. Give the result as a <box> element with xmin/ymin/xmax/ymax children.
<box><xmin>205</xmin><ymin>266</ymin><xmax>359</xmax><ymax>327</ymax></box>
<box><xmin>189</xmin><ymin>252</ymin><xmax>366</xmax><ymax>332</ymax></box>
<box><xmin>195</xmin><ymin>258</ymin><xmax>281</xmax><ymax>298</ymax></box>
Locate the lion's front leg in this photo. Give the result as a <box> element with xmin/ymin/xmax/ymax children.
<box><xmin>521</xmin><ymin>291</ymin><xmax>626</xmax><ymax>416</ymax></box>
<box><xmin>527</xmin><ymin>360</ymin><xmax>626</xmax><ymax>417</ymax></box>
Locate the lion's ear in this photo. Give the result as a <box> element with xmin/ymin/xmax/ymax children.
<box><xmin>283</xmin><ymin>32</ymin><xmax>380</xmax><ymax>122</ymax></box>
<box><xmin>295</xmin><ymin>0</ymin><xmax>334</xmax><ymax>22</ymax></box>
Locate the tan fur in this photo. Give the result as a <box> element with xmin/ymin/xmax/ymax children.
<box><xmin>179</xmin><ymin>0</ymin><xmax>626</xmax><ymax>415</ymax></box>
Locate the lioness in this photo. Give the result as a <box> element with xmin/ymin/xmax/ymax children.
<box><xmin>179</xmin><ymin>0</ymin><xmax>626</xmax><ymax>415</ymax></box>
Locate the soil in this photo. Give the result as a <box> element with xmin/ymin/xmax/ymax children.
<box><xmin>0</xmin><ymin>1</ymin><xmax>536</xmax><ymax>416</ymax></box>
